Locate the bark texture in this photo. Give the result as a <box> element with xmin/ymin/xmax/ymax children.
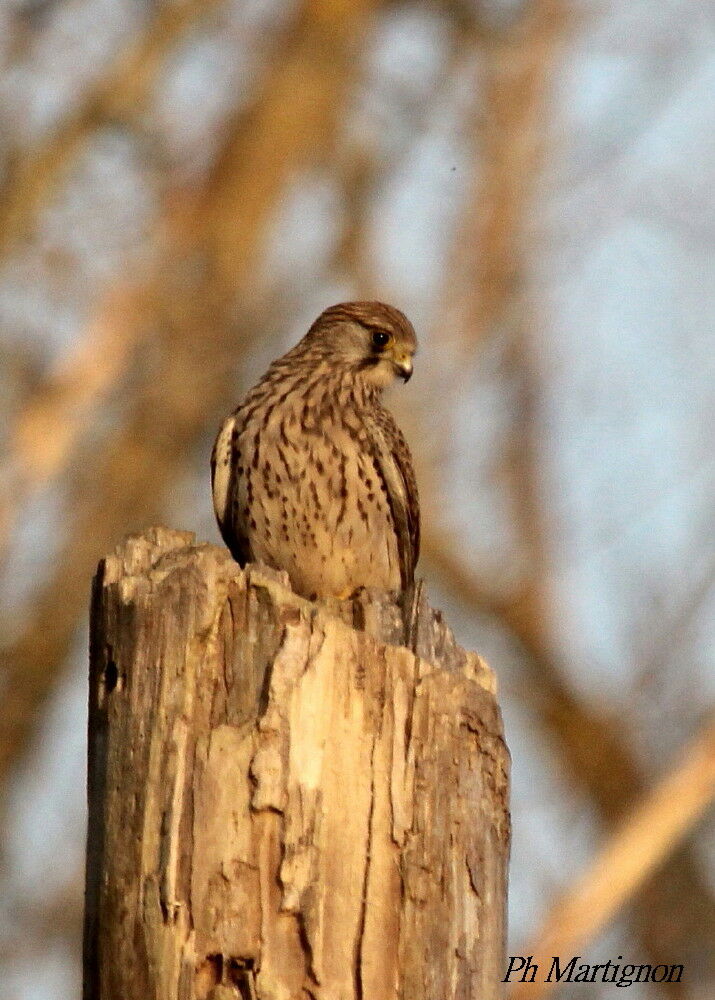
<box><xmin>84</xmin><ymin>527</ymin><xmax>510</xmax><ymax>1000</ymax></box>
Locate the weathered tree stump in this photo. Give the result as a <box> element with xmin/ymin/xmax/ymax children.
<box><xmin>83</xmin><ymin>527</ymin><xmax>510</xmax><ymax>1000</ymax></box>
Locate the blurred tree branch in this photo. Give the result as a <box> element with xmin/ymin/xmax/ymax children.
<box><xmin>0</xmin><ymin>0</ymin><xmax>224</xmax><ymax>254</ymax></box>
<box><xmin>448</xmin><ymin>0</ymin><xmax>566</xmax><ymax>352</ymax></box>
<box><xmin>510</xmin><ymin>714</ymin><xmax>715</xmax><ymax>1000</ymax></box>
<box><xmin>200</xmin><ymin>0</ymin><xmax>381</xmax><ymax>292</ymax></box>
<box><xmin>0</xmin><ymin>288</ymin><xmax>145</xmax><ymax>559</ymax></box>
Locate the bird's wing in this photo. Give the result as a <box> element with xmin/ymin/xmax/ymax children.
<box><xmin>365</xmin><ymin>407</ymin><xmax>420</xmax><ymax>590</ymax></box>
<box><xmin>211</xmin><ymin>414</ymin><xmax>250</xmax><ymax>565</ymax></box>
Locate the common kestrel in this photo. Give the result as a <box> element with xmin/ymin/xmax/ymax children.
<box><xmin>211</xmin><ymin>302</ymin><xmax>420</xmax><ymax>600</ymax></box>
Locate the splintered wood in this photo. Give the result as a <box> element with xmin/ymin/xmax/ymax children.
<box><xmin>84</xmin><ymin>527</ymin><xmax>510</xmax><ymax>1000</ymax></box>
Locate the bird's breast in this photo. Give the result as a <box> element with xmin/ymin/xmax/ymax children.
<box><xmin>234</xmin><ymin>398</ymin><xmax>400</xmax><ymax>597</ymax></box>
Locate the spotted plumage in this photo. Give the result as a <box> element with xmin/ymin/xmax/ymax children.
<box><xmin>211</xmin><ymin>301</ymin><xmax>420</xmax><ymax>600</ymax></box>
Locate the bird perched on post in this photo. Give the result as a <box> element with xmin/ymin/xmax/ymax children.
<box><xmin>211</xmin><ymin>301</ymin><xmax>420</xmax><ymax>601</ymax></box>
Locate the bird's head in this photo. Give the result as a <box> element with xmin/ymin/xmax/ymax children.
<box><xmin>304</xmin><ymin>301</ymin><xmax>417</xmax><ymax>389</ymax></box>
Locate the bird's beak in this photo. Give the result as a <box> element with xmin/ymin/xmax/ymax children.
<box><xmin>394</xmin><ymin>355</ymin><xmax>413</xmax><ymax>382</ymax></box>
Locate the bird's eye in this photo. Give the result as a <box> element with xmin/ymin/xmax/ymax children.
<box><xmin>371</xmin><ymin>330</ymin><xmax>391</xmax><ymax>349</ymax></box>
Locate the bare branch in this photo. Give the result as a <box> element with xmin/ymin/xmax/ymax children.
<box><xmin>510</xmin><ymin>714</ymin><xmax>715</xmax><ymax>1000</ymax></box>
<box><xmin>0</xmin><ymin>0</ymin><xmax>224</xmax><ymax>254</ymax></box>
<box><xmin>0</xmin><ymin>287</ymin><xmax>146</xmax><ymax>560</ymax></box>
<box><xmin>442</xmin><ymin>0</ymin><xmax>568</xmax><ymax>354</ymax></box>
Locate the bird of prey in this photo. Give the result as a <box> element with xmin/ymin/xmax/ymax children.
<box><xmin>211</xmin><ymin>301</ymin><xmax>420</xmax><ymax>600</ymax></box>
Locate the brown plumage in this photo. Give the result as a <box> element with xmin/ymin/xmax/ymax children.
<box><xmin>211</xmin><ymin>301</ymin><xmax>420</xmax><ymax>600</ymax></box>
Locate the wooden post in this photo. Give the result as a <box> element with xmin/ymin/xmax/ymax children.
<box><xmin>83</xmin><ymin>527</ymin><xmax>510</xmax><ymax>1000</ymax></box>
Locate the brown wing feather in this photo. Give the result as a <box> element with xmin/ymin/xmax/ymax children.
<box><xmin>211</xmin><ymin>415</ymin><xmax>251</xmax><ymax>566</ymax></box>
<box><xmin>366</xmin><ymin>405</ymin><xmax>420</xmax><ymax>590</ymax></box>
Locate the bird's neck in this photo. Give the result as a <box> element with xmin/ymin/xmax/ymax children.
<box><xmin>316</xmin><ymin>364</ymin><xmax>383</xmax><ymax>410</ymax></box>
<box><xmin>273</xmin><ymin>350</ymin><xmax>382</xmax><ymax>409</ymax></box>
